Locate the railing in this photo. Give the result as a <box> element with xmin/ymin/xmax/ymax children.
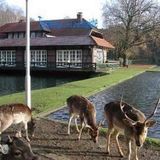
<box><xmin>0</xmin><ymin>62</ymin><xmax>96</xmax><ymax>71</ymax></box>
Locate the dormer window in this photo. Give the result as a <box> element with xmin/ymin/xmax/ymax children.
<box><xmin>8</xmin><ymin>33</ymin><xmax>13</xmax><ymax>39</ymax></box>
<box><xmin>31</xmin><ymin>32</ymin><xmax>36</xmax><ymax>38</ymax></box>
<box><xmin>13</xmin><ymin>33</ymin><xmax>18</xmax><ymax>39</ymax></box>
<box><xmin>19</xmin><ymin>32</ymin><xmax>25</xmax><ymax>38</ymax></box>
<box><xmin>36</xmin><ymin>32</ymin><xmax>43</xmax><ymax>37</ymax></box>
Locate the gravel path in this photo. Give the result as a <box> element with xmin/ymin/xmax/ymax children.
<box><xmin>1</xmin><ymin>118</ymin><xmax>160</xmax><ymax>160</ymax></box>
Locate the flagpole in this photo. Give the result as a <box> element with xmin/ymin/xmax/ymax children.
<box><xmin>25</xmin><ymin>0</ymin><xmax>31</xmax><ymax>108</ymax></box>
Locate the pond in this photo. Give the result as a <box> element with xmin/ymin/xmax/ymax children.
<box><xmin>0</xmin><ymin>73</ymin><xmax>91</xmax><ymax>96</ymax></box>
<box><xmin>48</xmin><ymin>72</ymin><xmax>160</xmax><ymax>139</ymax></box>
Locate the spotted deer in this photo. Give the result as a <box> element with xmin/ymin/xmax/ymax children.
<box><xmin>67</xmin><ymin>95</ymin><xmax>100</xmax><ymax>143</ymax></box>
<box><xmin>104</xmin><ymin>99</ymin><xmax>159</xmax><ymax>160</ymax></box>
<box><xmin>1</xmin><ymin>136</ymin><xmax>39</xmax><ymax>160</ymax></box>
<box><xmin>0</xmin><ymin>103</ymin><xmax>36</xmax><ymax>142</ymax></box>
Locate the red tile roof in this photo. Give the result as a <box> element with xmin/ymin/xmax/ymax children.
<box><xmin>91</xmin><ymin>36</ymin><xmax>115</xmax><ymax>49</ymax></box>
<box><xmin>0</xmin><ymin>21</ymin><xmax>44</xmax><ymax>33</ymax></box>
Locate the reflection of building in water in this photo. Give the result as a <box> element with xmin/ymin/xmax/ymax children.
<box><xmin>0</xmin><ymin>74</ymin><xmax>87</xmax><ymax>96</ymax></box>
<box><xmin>0</xmin><ymin>75</ymin><xmax>24</xmax><ymax>95</ymax></box>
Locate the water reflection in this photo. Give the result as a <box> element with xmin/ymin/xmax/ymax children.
<box><xmin>48</xmin><ymin>72</ymin><xmax>160</xmax><ymax>139</ymax></box>
<box><xmin>0</xmin><ymin>74</ymin><xmax>89</xmax><ymax>96</ymax></box>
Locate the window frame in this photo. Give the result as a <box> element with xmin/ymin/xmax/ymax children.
<box><xmin>56</xmin><ymin>49</ymin><xmax>82</xmax><ymax>68</ymax></box>
<box><xmin>0</xmin><ymin>50</ymin><xmax>16</xmax><ymax>66</ymax></box>
<box><xmin>29</xmin><ymin>50</ymin><xmax>47</xmax><ymax>67</ymax></box>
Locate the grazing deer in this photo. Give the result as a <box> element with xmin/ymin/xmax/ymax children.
<box><xmin>1</xmin><ymin>136</ymin><xmax>39</xmax><ymax>160</ymax></box>
<box><xmin>0</xmin><ymin>103</ymin><xmax>36</xmax><ymax>142</ymax></box>
<box><xmin>104</xmin><ymin>99</ymin><xmax>159</xmax><ymax>160</ymax></box>
<box><xmin>67</xmin><ymin>95</ymin><xmax>100</xmax><ymax>143</ymax></box>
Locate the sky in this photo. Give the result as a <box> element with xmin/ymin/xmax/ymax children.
<box><xmin>6</xmin><ymin>0</ymin><xmax>108</xmax><ymax>28</ymax></box>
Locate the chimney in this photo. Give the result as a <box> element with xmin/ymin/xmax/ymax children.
<box><xmin>77</xmin><ymin>12</ymin><xmax>83</xmax><ymax>22</ymax></box>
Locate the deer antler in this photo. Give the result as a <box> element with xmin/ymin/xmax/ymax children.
<box><xmin>145</xmin><ymin>98</ymin><xmax>160</xmax><ymax>122</ymax></box>
<box><xmin>120</xmin><ymin>94</ymin><xmax>124</xmax><ymax>108</ymax></box>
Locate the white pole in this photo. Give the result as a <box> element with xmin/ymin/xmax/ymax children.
<box><xmin>25</xmin><ymin>0</ymin><xmax>31</xmax><ymax>108</ymax></box>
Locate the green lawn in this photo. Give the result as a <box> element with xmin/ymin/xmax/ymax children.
<box><xmin>0</xmin><ymin>65</ymin><xmax>153</xmax><ymax>115</ymax></box>
<box><xmin>148</xmin><ymin>66</ymin><xmax>160</xmax><ymax>72</ymax></box>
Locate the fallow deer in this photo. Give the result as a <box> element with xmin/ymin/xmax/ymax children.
<box><xmin>0</xmin><ymin>103</ymin><xmax>36</xmax><ymax>142</ymax></box>
<box><xmin>1</xmin><ymin>136</ymin><xmax>39</xmax><ymax>160</ymax></box>
<box><xmin>67</xmin><ymin>95</ymin><xmax>100</xmax><ymax>143</ymax></box>
<box><xmin>104</xmin><ymin>99</ymin><xmax>159</xmax><ymax>160</ymax></box>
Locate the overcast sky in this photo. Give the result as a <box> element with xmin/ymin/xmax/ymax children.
<box><xmin>6</xmin><ymin>0</ymin><xmax>108</xmax><ymax>28</ymax></box>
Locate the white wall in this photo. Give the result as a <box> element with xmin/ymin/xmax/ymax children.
<box><xmin>93</xmin><ymin>48</ymin><xmax>107</xmax><ymax>63</ymax></box>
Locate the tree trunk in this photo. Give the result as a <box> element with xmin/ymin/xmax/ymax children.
<box><xmin>122</xmin><ymin>54</ymin><xmax>126</xmax><ymax>67</ymax></box>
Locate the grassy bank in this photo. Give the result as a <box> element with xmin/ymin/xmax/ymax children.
<box><xmin>0</xmin><ymin>65</ymin><xmax>153</xmax><ymax>115</ymax></box>
<box><xmin>147</xmin><ymin>66</ymin><xmax>160</xmax><ymax>72</ymax></box>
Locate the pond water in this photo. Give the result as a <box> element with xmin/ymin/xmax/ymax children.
<box><xmin>0</xmin><ymin>73</ymin><xmax>90</xmax><ymax>96</ymax></box>
<box><xmin>48</xmin><ymin>72</ymin><xmax>160</xmax><ymax>139</ymax></box>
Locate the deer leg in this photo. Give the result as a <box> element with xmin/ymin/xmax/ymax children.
<box><xmin>78</xmin><ymin>121</ymin><xmax>85</xmax><ymax>140</ymax></box>
<box><xmin>75</xmin><ymin>117</ymin><xmax>80</xmax><ymax>133</ymax></box>
<box><xmin>0</xmin><ymin>121</ymin><xmax>2</xmax><ymax>144</ymax></box>
<box><xmin>24</xmin><ymin>123</ymin><xmax>30</xmax><ymax>142</ymax></box>
<box><xmin>0</xmin><ymin>132</ymin><xmax>1</xmax><ymax>145</ymax></box>
<box><xmin>78</xmin><ymin>116</ymin><xmax>85</xmax><ymax>140</ymax></box>
<box><xmin>133</xmin><ymin>145</ymin><xmax>139</xmax><ymax>160</ymax></box>
<box><xmin>106</xmin><ymin>127</ymin><xmax>114</xmax><ymax>155</ymax></box>
<box><xmin>115</xmin><ymin>130</ymin><xmax>124</xmax><ymax>157</ymax></box>
<box><xmin>126</xmin><ymin>138</ymin><xmax>132</xmax><ymax>160</ymax></box>
<box><xmin>68</xmin><ymin>115</ymin><xmax>74</xmax><ymax>135</ymax></box>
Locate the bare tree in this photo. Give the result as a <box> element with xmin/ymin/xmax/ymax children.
<box><xmin>103</xmin><ymin>0</ymin><xmax>160</xmax><ymax>66</ymax></box>
<box><xmin>0</xmin><ymin>0</ymin><xmax>24</xmax><ymax>26</ymax></box>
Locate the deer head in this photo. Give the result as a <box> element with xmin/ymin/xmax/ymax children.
<box><xmin>87</xmin><ymin>121</ymin><xmax>102</xmax><ymax>143</ymax></box>
<box><xmin>121</xmin><ymin>99</ymin><xmax>159</xmax><ymax>147</ymax></box>
<box><xmin>1</xmin><ymin>136</ymin><xmax>39</xmax><ymax>160</ymax></box>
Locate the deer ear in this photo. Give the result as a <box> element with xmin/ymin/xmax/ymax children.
<box><xmin>7</xmin><ymin>135</ymin><xmax>13</xmax><ymax>143</ymax></box>
<box><xmin>0</xmin><ymin>144</ymin><xmax>9</xmax><ymax>154</ymax></box>
<box><xmin>145</xmin><ymin>120</ymin><xmax>156</xmax><ymax>127</ymax></box>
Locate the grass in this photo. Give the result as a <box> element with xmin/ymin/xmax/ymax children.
<box><xmin>145</xmin><ymin>137</ymin><xmax>160</xmax><ymax>148</ymax></box>
<box><xmin>0</xmin><ymin>65</ymin><xmax>153</xmax><ymax>116</ymax></box>
<box><xmin>147</xmin><ymin>66</ymin><xmax>160</xmax><ymax>72</ymax></box>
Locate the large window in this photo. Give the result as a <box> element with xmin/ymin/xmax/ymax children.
<box><xmin>30</xmin><ymin>50</ymin><xmax>47</xmax><ymax>67</ymax></box>
<box><xmin>0</xmin><ymin>50</ymin><xmax>16</xmax><ymax>66</ymax></box>
<box><xmin>56</xmin><ymin>50</ymin><xmax>82</xmax><ymax>68</ymax></box>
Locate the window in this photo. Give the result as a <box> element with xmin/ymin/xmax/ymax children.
<box><xmin>19</xmin><ymin>32</ymin><xmax>25</xmax><ymax>38</ymax></box>
<box><xmin>56</xmin><ymin>50</ymin><xmax>82</xmax><ymax>68</ymax></box>
<box><xmin>13</xmin><ymin>33</ymin><xmax>18</xmax><ymax>39</ymax></box>
<box><xmin>31</xmin><ymin>32</ymin><xmax>36</xmax><ymax>38</ymax></box>
<box><xmin>7</xmin><ymin>31</ymin><xmax>45</xmax><ymax>39</ymax></box>
<box><xmin>0</xmin><ymin>50</ymin><xmax>16</xmax><ymax>66</ymax></box>
<box><xmin>8</xmin><ymin>33</ymin><xmax>13</xmax><ymax>39</ymax></box>
<box><xmin>29</xmin><ymin>50</ymin><xmax>47</xmax><ymax>67</ymax></box>
<box><xmin>35</xmin><ymin>32</ymin><xmax>42</xmax><ymax>37</ymax></box>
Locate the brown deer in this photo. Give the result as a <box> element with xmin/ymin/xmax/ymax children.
<box><xmin>104</xmin><ymin>99</ymin><xmax>159</xmax><ymax>160</ymax></box>
<box><xmin>0</xmin><ymin>103</ymin><xmax>36</xmax><ymax>142</ymax></box>
<box><xmin>67</xmin><ymin>95</ymin><xmax>100</xmax><ymax>143</ymax></box>
<box><xmin>1</xmin><ymin>136</ymin><xmax>39</xmax><ymax>160</ymax></box>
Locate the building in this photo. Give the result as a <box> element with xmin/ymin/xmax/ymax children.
<box><xmin>0</xmin><ymin>12</ymin><xmax>114</xmax><ymax>72</ymax></box>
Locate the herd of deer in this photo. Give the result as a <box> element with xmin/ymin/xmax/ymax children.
<box><xmin>0</xmin><ymin>95</ymin><xmax>159</xmax><ymax>160</ymax></box>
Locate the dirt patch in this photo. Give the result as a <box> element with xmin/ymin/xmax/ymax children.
<box><xmin>1</xmin><ymin>118</ymin><xmax>160</xmax><ymax>160</ymax></box>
